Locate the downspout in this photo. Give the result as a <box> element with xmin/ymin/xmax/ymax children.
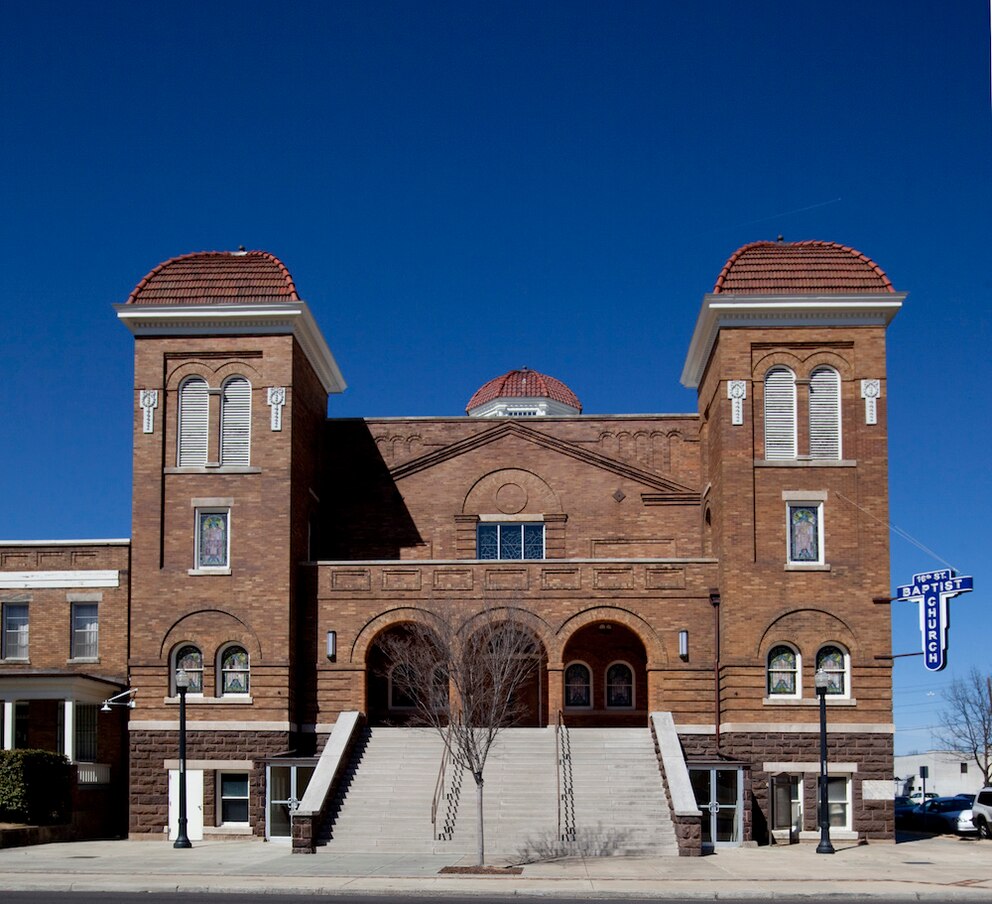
<box><xmin>710</xmin><ymin>590</ymin><xmax>721</xmax><ymax>754</ymax></box>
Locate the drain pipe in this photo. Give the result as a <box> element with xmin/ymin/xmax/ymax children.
<box><xmin>710</xmin><ymin>590</ymin><xmax>721</xmax><ymax>754</ymax></box>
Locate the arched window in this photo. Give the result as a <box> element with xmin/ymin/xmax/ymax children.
<box><xmin>174</xmin><ymin>644</ymin><xmax>204</xmax><ymax>694</ymax></box>
<box><xmin>764</xmin><ymin>367</ymin><xmax>797</xmax><ymax>460</ymax></box>
<box><xmin>220</xmin><ymin>376</ymin><xmax>251</xmax><ymax>467</ymax></box>
<box><xmin>767</xmin><ymin>644</ymin><xmax>800</xmax><ymax>697</ymax></box>
<box><xmin>809</xmin><ymin>367</ymin><xmax>841</xmax><ymax>460</ymax></box>
<box><xmin>177</xmin><ymin>377</ymin><xmax>209</xmax><ymax>467</ymax></box>
<box><xmin>605</xmin><ymin>662</ymin><xmax>634</xmax><ymax>708</ymax></box>
<box><xmin>219</xmin><ymin>645</ymin><xmax>250</xmax><ymax>695</ymax></box>
<box><xmin>564</xmin><ymin>662</ymin><xmax>592</xmax><ymax>708</ymax></box>
<box><xmin>816</xmin><ymin>645</ymin><xmax>849</xmax><ymax>697</ymax></box>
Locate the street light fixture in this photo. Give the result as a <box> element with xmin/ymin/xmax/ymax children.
<box><xmin>174</xmin><ymin>668</ymin><xmax>192</xmax><ymax>849</ymax></box>
<box><xmin>814</xmin><ymin>667</ymin><xmax>835</xmax><ymax>854</ymax></box>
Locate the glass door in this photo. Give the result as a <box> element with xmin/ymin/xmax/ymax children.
<box><xmin>690</xmin><ymin>767</ymin><xmax>743</xmax><ymax>848</ymax></box>
<box><xmin>266</xmin><ymin>764</ymin><xmax>314</xmax><ymax>841</ymax></box>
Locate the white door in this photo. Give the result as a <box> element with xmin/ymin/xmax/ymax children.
<box><xmin>168</xmin><ymin>769</ymin><xmax>204</xmax><ymax>841</ymax></box>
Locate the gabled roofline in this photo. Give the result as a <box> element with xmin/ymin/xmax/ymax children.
<box><xmin>389</xmin><ymin>419</ymin><xmax>698</xmax><ymax>497</ymax></box>
<box><xmin>115</xmin><ymin>301</ymin><xmax>346</xmax><ymax>395</ymax></box>
<box><xmin>680</xmin><ymin>293</ymin><xmax>906</xmax><ymax>389</ymax></box>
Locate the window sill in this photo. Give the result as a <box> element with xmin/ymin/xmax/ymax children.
<box><xmin>164</xmin><ymin>695</ymin><xmax>253</xmax><ymax>705</ymax></box>
<box><xmin>763</xmin><ymin>697</ymin><xmax>857</xmax><ymax>706</ymax></box>
<box><xmin>756</xmin><ymin>459</ymin><xmax>857</xmax><ymax>468</ymax></box>
<box><xmin>166</xmin><ymin>467</ymin><xmax>262</xmax><ymax>475</ymax></box>
<box><xmin>784</xmin><ymin>563</ymin><xmax>830</xmax><ymax>572</ymax></box>
<box><xmin>1</xmin><ymin>657</ymin><xmax>29</xmax><ymax>663</ymax></box>
<box><xmin>68</xmin><ymin>657</ymin><xmax>100</xmax><ymax>664</ymax></box>
<box><xmin>187</xmin><ymin>568</ymin><xmax>232</xmax><ymax>576</ymax></box>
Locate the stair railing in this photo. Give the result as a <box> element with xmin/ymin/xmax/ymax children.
<box><xmin>432</xmin><ymin>718</ymin><xmax>454</xmax><ymax>839</ymax></box>
<box><xmin>555</xmin><ymin>710</ymin><xmax>576</xmax><ymax>842</ymax></box>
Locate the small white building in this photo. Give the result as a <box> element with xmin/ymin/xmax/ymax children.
<box><xmin>895</xmin><ymin>751</ymin><xmax>986</xmax><ymax>798</ymax></box>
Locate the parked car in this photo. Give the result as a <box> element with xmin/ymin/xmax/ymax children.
<box><xmin>907</xmin><ymin>795</ymin><xmax>977</xmax><ymax>835</ymax></box>
<box><xmin>972</xmin><ymin>787</ymin><xmax>992</xmax><ymax>839</ymax></box>
<box><xmin>907</xmin><ymin>790</ymin><xmax>938</xmax><ymax>803</ymax></box>
<box><xmin>894</xmin><ymin>796</ymin><xmax>917</xmax><ymax>826</ymax></box>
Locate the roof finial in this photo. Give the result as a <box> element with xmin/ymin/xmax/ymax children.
<box><xmin>776</xmin><ymin>235</ymin><xmax>784</xmax><ymax>243</ymax></box>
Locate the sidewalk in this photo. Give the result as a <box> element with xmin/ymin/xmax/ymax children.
<box><xmin>0</xmin><ymin>834</ymin><xmax>989</xmax><ymax>899</ymax></box>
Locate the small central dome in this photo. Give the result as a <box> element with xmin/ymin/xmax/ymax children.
<box><xmin>466</xmin><ymin>368</ymin><xmax>582</xmax><ymax>417</ymax></box>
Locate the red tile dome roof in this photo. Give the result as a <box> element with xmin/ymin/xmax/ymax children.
<box><xmin>126</xmin><ymin>250</ymin><xmax>300</xmax><ymax>305</ymax></box>
<box><xmin>713</xmin><ymin>241</ymin><xmax>894</xmax><ymax>295</ymax></box>
<box><xmin>467</xmin><ymin>368</ymin><xmax>582</xmax><ymax>413</ymax></box>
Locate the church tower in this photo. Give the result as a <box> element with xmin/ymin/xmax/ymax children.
<box><xmin>681</xmin><ymin>240</ymin><xmax>904</xmax><ymax>840</ymax></box>
<box><xmin>116</xmin><ymin>251</ymin><xmax>344</xmax><ymax>838</ymax></box>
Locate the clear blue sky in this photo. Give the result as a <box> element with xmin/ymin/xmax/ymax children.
<box><xmin>1</xmin><ymin>1</ymin><xmax>989</xmax><ymax>755</ymax></box>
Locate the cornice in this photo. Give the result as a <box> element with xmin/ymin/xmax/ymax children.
<box><xmin>680</xmin><ymin>292</ymin><xmax>906</xmax><ymax>389</ymax></box>
<box><xmin>114</xmin><ymin>302</ymin><xmax>346</xmax><ymax>395</ymax></box>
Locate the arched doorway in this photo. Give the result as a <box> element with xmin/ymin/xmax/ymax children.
<box><xmin>561</xmin><ymin>621</ymin><xmax>648</xmax><ymax>727</ymax></box>
<box><xmin>366</xmin><ymin>619</ymin><xmax>549</xmax><ymax>728</ymax></box>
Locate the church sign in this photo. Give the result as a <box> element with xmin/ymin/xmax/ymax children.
<box><xmin>896</xmin><ymin>569</ymin><xmax>974</xmax><ymax>671</ymax></box>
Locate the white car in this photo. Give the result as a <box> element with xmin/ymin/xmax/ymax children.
<box><xmin>907</xmin><ymin>790</ymin><xmax>938</xmax><ymax>803</ymax></box>
<box><xmin>973</xmin><ymin>787</ymin><xmax>992</xmax><ymax>839</ymax></box>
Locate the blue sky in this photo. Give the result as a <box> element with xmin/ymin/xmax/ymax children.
<box><xmin>1</xmin><ymin>2</ymin><xmax>989</xmax><ymax>755</ymax></box>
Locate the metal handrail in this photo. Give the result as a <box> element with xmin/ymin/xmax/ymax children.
<box><xmin>555</xmin><ymin>709</ymin><xmax>563</xmax><ymax>840</ymax></box>
<box><xmin>431</xmin><ymin>719</ymin><xmax>453</xmax><ymax>835</ymax></box>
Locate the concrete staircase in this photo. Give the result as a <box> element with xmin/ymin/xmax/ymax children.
<box><xmin>318</xmin><ymin>725</ymin><xmax>677</xmax><ymax>858</ymax></box>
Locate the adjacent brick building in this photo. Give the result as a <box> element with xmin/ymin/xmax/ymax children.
<box><xmin>2</xmin><ymin>240</ymin><xmax>902</xmax><ymax>847</ymax></box>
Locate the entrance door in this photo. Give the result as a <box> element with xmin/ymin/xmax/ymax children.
<box><xmin>266</xmin><ymin>764</ymin><xmax>314</xmax><ymax>841</ymax></box>
<box><xmin>690</xmin><ymin>767</ymin><xmax>743</xmax><ymax>848</ymax></box>
<box><xmin>168</xmin><ymin>769</ymin><xmax>204</xmax><ymax>841</ymax></box>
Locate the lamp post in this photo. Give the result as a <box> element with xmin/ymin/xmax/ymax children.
<box><xmin>814</xmin><ymin>667</ymin><xmax>835</xmax><ymax>854</ymax></box>
<box><xmin>173</xmin><ymin>668</ymin><xmax>192</xmax><ymax>849</ymax></box>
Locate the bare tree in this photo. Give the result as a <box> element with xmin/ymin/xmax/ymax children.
<box><xmin>936</xmin><ymin>668</ymin><xmax>992</xmax><ymax>784</ymax></box>
<box><xmin>376</xmin><ymin>602</ymin><xmax>540</xmax><ymax>865</ymax></box>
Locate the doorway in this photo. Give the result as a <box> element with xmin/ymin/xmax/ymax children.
<box><xmin>690</xmin><ymin>766</ymin><xmax>743</xmax><ymax>848</ymax></box>
<box><xmin>265</xmin><ymin>763</ymin><xmax>314</xmax><ymax>841</ymax></box>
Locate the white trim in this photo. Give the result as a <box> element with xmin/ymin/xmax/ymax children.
<box><xmin>0</xmin><ymin>539</ymin><xmax>130</xmax><ymax>547</ymax></box>
<box><xmin>164</xmin><ymin>696</ymin><xmax>253</xmax><ymax>705</ymax></box>
<box><xmin>767</xmin><ymin>643</ymin><xmax>802</xmax><ymax>699</ymax></box>
<box><xmin>194</xmin><ymin>507</ymin><xmax>231</xmax><ymax>572</ymax></box>
<box><xmin>0</xmin><ymin>571</ymin><xmax>119</xmax><ymax>589</ymax></box>
<box><xmin>680</xmin><ymin>293</ymin><xmax>905</xmax><ymax>388</ymax></box>
<box><xmin>130</xmin><ymin>720</ymin><xmax>291</xmax><ymax>731</ymax></box>
<box><xmin>115</xmin><ymin>301</ymin><xmax>346</xmax><ymax>395</ymax></box>
<box><xmin>0</xmin><ymin>674</ymin><xmax>124</xmax><ymax>702</ymax></box>
<box><xmin>815</xmin><ymin>642</ymin><xmax>851</xmax><ymax>700</ymax></box>
<box><xmin>786</xmin><ymin>501</ymin><xmax>825</xmax><ymax>566</ymax></box>
<box><xmin>763</xmin><ymin>761</ymin><xmax>859</xmax><ymax>773</ymax></box>
<box><xmin>163</xmin><ymin>759</ymin><xmax>253</xmax><ymax>769</ymax></box>
<box><xmin>782</xmin><ymin>489</ymin><xmax>828</xmax><ymax>502</ymax></box>
<box><xmin>477</xmin><ymin>514</ymin><xmax>546</xmax><ymax>522</ymax></box>
<box><xmin>763</xmin><ymin>696</ymin><xmax>857</xmax><ymax>706</ymax></box>
<box><xmin>721</xmin><ymin>722</ymin><xmax>894</xmax><ymax>733</ymax></box>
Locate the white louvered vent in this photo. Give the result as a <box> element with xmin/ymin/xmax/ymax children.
<box><xmin>809</xmin><ymin>367</ymin><xmax>841</xmax><ymax>459</ymax></box>
<box><xmin>178</xmin><ymin>377</ymin><xmax>209</xmax><ymax>467</ymax></box>
<box><xmin>221</xmin><ymin>376</ymin><xmax>252</xmax><ymax>467</ymax></box>
<box><xmin>764</xmin><ymin>367</ymin><xmax>797</xmax><ymax>460</ymax></box>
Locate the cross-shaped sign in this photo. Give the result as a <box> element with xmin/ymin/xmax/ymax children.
<box><xmin>896</xmin><ymin>569</ymin><xmax>974</xmax><ymax>671</ymax></box>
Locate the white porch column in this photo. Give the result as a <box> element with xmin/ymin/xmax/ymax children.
<box><xmin>2</xmin><ymin>700</ymin><xmax>14</xmax><ymax>750</ymax></box>
<box><xmin>63</xmin><ymin>699</ymin><xmax>75</xmax><ymax>762</ymax></box>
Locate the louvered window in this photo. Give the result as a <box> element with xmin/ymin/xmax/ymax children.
<box><xmin>809</xmin><ymin>367</ymin><xmax>841</xmax><ymax>460</ymax></box>
<box><xmin>764</xmin><ymin>367</ymin><xmax>797</xmax><ymax>460</ymax></box>
<box><xmin>220</xmin><ymin>376</ymin><xmax>251</xmax><ymax>466</ymax></box>
<box><xmin>178</xmin><ymin>377</ymin><xmax>209</xmax><ymax>467</ymax></box>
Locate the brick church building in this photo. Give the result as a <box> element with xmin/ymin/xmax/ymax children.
<box><xmin>1</xmin><ymin>240</ymin><xmax>902</xmax><ymax>850</ymax></box>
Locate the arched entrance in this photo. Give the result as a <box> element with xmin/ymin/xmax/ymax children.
<box><xmin>366</xmin><ymin>619</ymin><xmax>549</xmax><ymax>728</ymax></box>
<box><xmin>560</xmin><ymin>621</ymin><xmax>648</xmax><ymax>727</ymax></box>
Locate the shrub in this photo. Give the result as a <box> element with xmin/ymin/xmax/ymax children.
<box><xmin>0</xmin><ymin>749</ymin><xmax>71</xmax><ymax>825</ymax></box>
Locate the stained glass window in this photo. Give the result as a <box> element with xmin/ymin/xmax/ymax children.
<box><xmin>564</xmin><ymin>662</ymin><xmax>591</xmax><ymax>708</ymax></box>
<box><xmin>197</xmin><ymin>510</ymin><xmax>229</xmax><ymax>568</ymax></box>
<box><xmin>221</xmin><ymin>646</ymin><xmax>250</xmax><ymax>694</ymax></box>
<box><xmin>789</xmin><ymin>505</ymin><xmax>820</xmax><ymax>563</ymax></box>
<box><xmin>175</xmin><ymin>645</ymin><xmax>204</xmax><ymax>693</ymax></box>
<box><xmin>475</xmin><ymin>523</ymin><xmax>544</xmax><ymax>560</ymax></box>
<box><xmin>606</xmin><ymin>663</ymin><xmax>633</xmax><ymax>708</ymax></box>
<box><xmin>816</xmin><ymin>645</ymin><xmax>846</xmax><ymax>695</ymax></box>
<box><xmin>767</xmin><ymin>645</ymin><xmax>798</xmax><ymax>696</ymax></box>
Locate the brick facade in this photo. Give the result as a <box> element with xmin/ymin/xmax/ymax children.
<box><xmin>4</xmin><ymin>243</ymin><xmax>901</xmax><ymax>849</ymax></box>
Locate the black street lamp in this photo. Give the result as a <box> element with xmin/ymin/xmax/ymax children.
<box><xmin>814</xmin><ymin>667</ymin><xmax>835</xmax><ymax>854</ymax></box>
<box><xmin>174</xmin><ymin>668</ymin><xmax>192</xmax><ymax>849</ymax></box>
